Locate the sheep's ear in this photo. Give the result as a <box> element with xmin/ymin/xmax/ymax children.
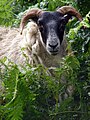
<box><xmin>20</xmin><ymin>8</ymin><xmax>43</xmax><ymax>34</ymax></box>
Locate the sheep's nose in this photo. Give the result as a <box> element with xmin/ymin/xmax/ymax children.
<box><xmin>49</xmin><ymin>43</ymin><xmax>58</xmax><ymax>49</ymax></box>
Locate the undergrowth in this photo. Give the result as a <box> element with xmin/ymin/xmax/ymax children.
<box><xmin>0</xmin><ymin>1</ymin><xmax>90</xmax><ymax>120</ymax></box>
<box><xmin>0</xmin><ymin>47</ymin><xmax>90</xmax><ymax>120</ymax></box>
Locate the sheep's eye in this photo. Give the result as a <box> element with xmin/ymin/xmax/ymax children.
<box><xmin>59</xmin><ymin>24</ymin><xmax>64</xmax><ymax>29</ymax></box>
<box><xmin>38</xmin><ymin>19</ymin><xmax>44</xmax><ymax>31</ymax></box>
<box><xmin>60</xmin><ymin>17</ymin><xmax>67</xmax><ymax>25</ymax></box>
<box><xmin>59</xmin><ymin>23</ymin><xmax>65</xmax><ymax>32</ymax></box>
<box><xmin>38</xmin><ymin>19</ymin><xmax>43</xmax><ymax>25</ymax></box>
<box><xmin>39</xmin><ymin>26</ymin><xmax>44</xmax><ymax>31</ymax></box>
<box><xmin>39</xmin><ymin>25</ymin><xmax>44</xmax><ymax>31</ymax></box>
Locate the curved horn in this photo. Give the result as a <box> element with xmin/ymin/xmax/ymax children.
<box><xmin>57</xmin><ymin>6</ymin><xmax>82</xmax><ymax>21</ymax></box>
<box><xmin>20</xmin><ymin>8</ymin><xmax>43</xmax><ymax>34</ymax></box>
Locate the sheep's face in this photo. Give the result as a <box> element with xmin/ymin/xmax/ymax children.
<box><xmin>38</xmin><ymin>12</ymin><xmax>68</xmax><ymax>55</ymax></box>
<box><xmin>20</xmin><ymin>7</ymin><xmax>82</xmax><ymax>55</ymax></box>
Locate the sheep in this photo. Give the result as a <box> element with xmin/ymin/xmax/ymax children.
<box><xmin>19</xmin><ymin>6</ymin><xmax>82</xmax><ymax>68</ymax></box>
<box><xmin>0</xmin><ymin>6</ymin><xmax>82</xmax><ymax>103</ymax></box>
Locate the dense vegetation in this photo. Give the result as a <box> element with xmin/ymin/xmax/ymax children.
<box><xmin>0</xmin><ymin>0</ymin><xmax>90</xmax><ymax>120</ymax></box>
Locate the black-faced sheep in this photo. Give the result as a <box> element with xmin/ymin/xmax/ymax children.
<box><xmin>20</xmin><ymin>6</ymin><xmax>82</xmax><ymax>68</ymax></box>
<box><xmin>0</xmin><ymin>6</ymin><xmax>82</xmax><ymax>103</ymax></box>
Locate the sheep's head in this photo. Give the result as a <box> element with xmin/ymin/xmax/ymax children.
<box><xmin>20</xmin><ymin>6</ymin><xmax>82</xmax><ymax>55</ymax></box>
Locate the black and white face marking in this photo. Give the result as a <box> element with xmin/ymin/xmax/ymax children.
<box><xmin>38</xmin><ymin>12</ymin><xmax>68</xmax><ymax>55</ymax></box>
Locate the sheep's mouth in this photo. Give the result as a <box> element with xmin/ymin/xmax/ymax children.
<box><xmin>51</xmin><ymin>52</ymin><xmax>58</xmax><ymax>55</ymax></box>
<box><xmin>49</xmin><ymin>50</ymin><xmax>59</xmax><ymax>55</ymax></box>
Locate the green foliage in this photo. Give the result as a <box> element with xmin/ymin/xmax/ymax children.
<box><xmin>0</xmin><ymin>0</ymin><xmax>90</xmax><ymax>26</ymax></box>
<box><xmin>0</xmin><ymin>0</ymin><xmax>47</xmax><ymax>27</ymax></box>
<box><xmin>45</xmin><ymin>0</ymin><xmax>76</xmax><ymax>11</ymax></box>
<box><xmin>66</xmin><ymin>12</ymin><xmax>90</xmax><ymax>120</ymax></box>
<box><xmin>0</xmin><ymin>0</ymin><xmax>90</xmax><ymax>120</ymax></box>
<box><xmin>0</xmin><ymin>48</ymin><xmax>90</xmax><ymax>120</ymax></box>
<box><xmin>76</xmin><ymin>0</ymin><xmax>90</xmax><ymax>16</ymax></box>
<box><xmin>0</xmin><ymin>0</ymin><xmax>14</xmax><ymax>26</ymax></box>
<box><xmin>68</xmin><ymin>11</ymin><xmax>90</xmax><ymax>39</ymax></box>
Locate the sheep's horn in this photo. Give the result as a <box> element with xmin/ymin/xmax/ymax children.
<box><xmin>57</xmin><ymin>6</ymin><xmax>82</xmax><ymax>21</ymax></box>
<box><xmin>20</xmin><ymin>8</ymin><xmax>43</xmax><ymax>34</ymax></box>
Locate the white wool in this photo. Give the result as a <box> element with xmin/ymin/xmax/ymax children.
<box><xmin>0</xmin><ymin>22</ymin><xmax>73</xmax><ymax>103</ymax></box>
<box><xmin>0</xmin><ymin>22</ymin><xmax>67</xmax><ymax>67</ymax></box>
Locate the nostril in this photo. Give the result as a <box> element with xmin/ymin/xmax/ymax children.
<box><xmin>49</xmin><ymin>43</ymin><xmax>58</xmax><ymax>49</ymax></box>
